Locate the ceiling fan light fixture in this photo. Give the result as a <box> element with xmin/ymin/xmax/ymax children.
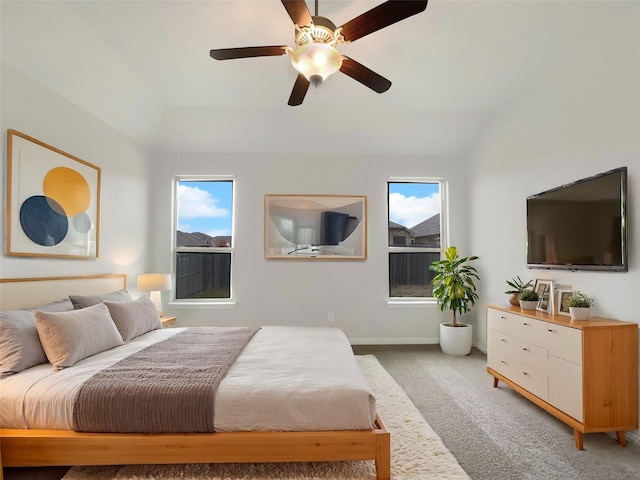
<box><xmin>291</xmin><ymin>41</ymin><xmax>343</xmax><ymax>85</ymax></box>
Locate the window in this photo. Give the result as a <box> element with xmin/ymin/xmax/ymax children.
<box><xmin>174</xmin><ymin>178</ymin><xmax>233</xmax><ymax>300</ymax></box>
<box><xmin>388</xmin><ymin>180</ymin><xmax>445</xmax><ymax>298</ymax></box>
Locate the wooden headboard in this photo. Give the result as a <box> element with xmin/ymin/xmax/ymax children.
<box><xmin>0</xmin><ymin>274</ymin><xmax>127</xmax><ymax>310</ymax></box>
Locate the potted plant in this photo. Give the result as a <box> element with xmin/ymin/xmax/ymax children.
<box><xmin>430</xmin><ymin>246</ymin><xmax>479</xmax><ymax>355</ymax></box>
<box><xmin>568</xmin><ymin>291</ymin><xmax>594</xmax><ymax>320</ymax></box>
<box><xmin>505</xmin><ymin>276</ymin><xmax>533</xmax><ymax>306</ymax></box>
<box><xmin>518</xmin><ymin>288</ymin><xmax>539</xmax><ymax>311</ymax></box>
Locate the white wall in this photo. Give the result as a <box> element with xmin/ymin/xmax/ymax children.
<box><xmin>0</xmin><ymin>64</ymin><xmax>150</xmax><ymax>286</ymax></box>
<box><xmin>149</xmin><ymin>152</ymin><xmax>471</xmax><ymax>344</ymax></box>
<box><xmin>468</xmin><ymin>7</ymin><xmax>640</xmax><ymax>438</ymax></box>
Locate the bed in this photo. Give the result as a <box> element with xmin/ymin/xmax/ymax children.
<box><xmin>0</xmin><ymin>274</ymin><xmax>390</xmax><ymax>479</ymax></box>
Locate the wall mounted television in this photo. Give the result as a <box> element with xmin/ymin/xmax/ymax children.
<box><xmin>526</xmin><ymin>167</ymin><xmax>628</xmax><ymax>272</ymax></box>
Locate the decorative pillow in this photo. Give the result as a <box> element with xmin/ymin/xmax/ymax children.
<box><xmin>0</xmin><ymin>299</ymin><xmax>74</xmax><ymax>377</ymax></box>
<box><xmin>104</xmin><ymin>296</ymin><xmax>162</xmax><ymax>342</ymax></box>
<box><xmin>35</xmin><ymin>303</ymin><xmax>124</xmax><ymax>370</ymax></box>
<box><xmin>69</xmin><ymin>289</ymin><xmax>132</xmax><ymax>310</ymax></box>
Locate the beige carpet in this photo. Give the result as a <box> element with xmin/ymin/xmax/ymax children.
<box><xmin>63</xmin><ymin>355</ymin><xmax>469</xmax><ymax>480</ymax></box>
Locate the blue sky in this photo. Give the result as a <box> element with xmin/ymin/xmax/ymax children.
<box><xmin>176</xmin><ymin>180</ymin><xmax>439</xmax><ymax>236</ymax></box>
<box><xmin>177</xmin><ymin>180</ymin><xmax>232</xmax><ymax>237</ymax></box>
<box><xmin>388</xmin><ymin>182</ymin><xmax>440</xmax><ymax>229</ymax></box>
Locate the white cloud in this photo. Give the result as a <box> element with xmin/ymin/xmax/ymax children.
<box><xmin>178</xmin><ymin>185</ymin><xmax>229</xmax><ymax>219</ymax></box>
<box><xmin>389</xmin><ymin>192</ymin><xmax>440</xmax><ymax>229</ymax></box>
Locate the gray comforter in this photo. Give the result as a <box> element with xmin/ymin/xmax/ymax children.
<box><xmin>72</xmin><ymin>327</ymin><xmax>259</xmax><ymax>433</ymax></box>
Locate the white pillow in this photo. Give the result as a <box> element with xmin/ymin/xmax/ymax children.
<box><xmin>35</xmin><ymin>303</ymin><xmax>124</xmax><ymax>370</ymax></box>
<box><xmin>104</xmin><ymin>296</ymin><xmax>162</xmax><ymax>342</ymax></box>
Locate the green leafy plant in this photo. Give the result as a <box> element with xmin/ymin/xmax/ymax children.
<box><xmin>430</xmin><ymin>246</ymin><xmax>479</xmax><ymax>327</ymax></box>
<box><xmin>568</xmin><ymin>291</ymin><xmax>594</xmax><ymax>308</ymax></box>
<box><xmin>518</xmin><ymin>288</ymin><xmax>539</xmax><ymax>302</ymax></box>
<box><xmin>505</xmin><ymin>276</ymin><xmax>533</xmax><ymax>295</ymax></box>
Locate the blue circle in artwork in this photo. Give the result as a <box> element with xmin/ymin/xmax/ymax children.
<box><xmin>19</xmin><ymin>195</ymin><xmax>69</xmax><ymax>246</ymax></box>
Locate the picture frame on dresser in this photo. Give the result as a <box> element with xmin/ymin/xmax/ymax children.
<box><xmin>534</xmin><ymin>279</ymin><xmax>554</xmax><ymax>313</ymax></box>
<box><xmin>557</xmin><ymin>289</ymin><xmax>573</xmax><ymax>316</ymax></box>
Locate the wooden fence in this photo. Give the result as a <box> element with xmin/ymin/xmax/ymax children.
<box><xmin>389</xmin><ymin>252</ymin><xmax>440</xmax><ymax>296</ymax></box>
<box><xmin>176</xmin><ymin>252</ymin><xmax>231</xmax><ymax>299</ymax></box>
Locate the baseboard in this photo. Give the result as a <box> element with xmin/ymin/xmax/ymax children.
<box><xmin>473</xmin><ymin>341</ymin><xmax>487</xmax><ymax>354</ymax></box>
<box><xmin>349</xmin><ymin>337</ymin><xmax>439</xmax><ymax>345</ymax></box>
<box><xmin>349</xmin><ymin>338</ymin><xmax>489</xmax><ymax>352</ymax></box>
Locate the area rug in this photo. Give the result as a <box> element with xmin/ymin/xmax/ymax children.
<box><xmin>63</xmin><ymin>355</ymin><xmax>469</xmax><ymax>480</ymax></box>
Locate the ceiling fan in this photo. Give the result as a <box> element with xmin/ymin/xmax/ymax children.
<box><xmin>210</xmin><ymin>0</ymin><xmax>429</xmax><ymax>106</ymax></box>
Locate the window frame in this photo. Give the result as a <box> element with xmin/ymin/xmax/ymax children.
<box><xmin>171</xmin><ymin>175</ymin><xmax>236</xmax><ymax>306</ymax></box>
<box><xmin>387</xmin><ymin>177</ymin><xmax>448</xmax><ymax>304</ymax></box>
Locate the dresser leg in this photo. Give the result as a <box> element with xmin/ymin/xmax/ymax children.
<box><xmin>573</xmin><ymin>430</ymin><xmax>584</xmax><ymax>450</ymax></box>
<box><xmin>493</xmin><ymin>377</ymin><xmax>499</xmax><ymax>388</ymax></box>
<box><xmin>616</xmin><ymin>431</ymin><xmax>627</xmax><ymax>447</ymax></box>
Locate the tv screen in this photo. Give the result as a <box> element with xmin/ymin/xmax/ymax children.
<box><xmin>526</xmin><ymin>167</ymin><xmax>627</xmax><ymax>271</ymax></box>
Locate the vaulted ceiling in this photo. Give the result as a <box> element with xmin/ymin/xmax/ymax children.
<box><xmin>1</xmin><ymin>1</ymin><xmax>631</xmax><ymax>156</ymax></box>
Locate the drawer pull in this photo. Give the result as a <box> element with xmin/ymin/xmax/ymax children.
<box><xmin>500</xmin><ymin>360</ymin><xmax>507</xmax><ymax>364</ymax></box>
<box><xmin>501</xmin><ymin>338</ymin><xmax>507</xmax><ymax>342</ymax></box>
<box><xmin>522</xmin><ymin>347</ymin><xmax>528</xmax><ymax>351</ymax></box>
<box><xmin>523</xmin><ymin>322</ymin><xmax>528</xmax><ymax>326</ymax></box>
<box><xmin>522</xmin><ymin>372</ymin><xmax>529</xmax><ymax>376</ymax></box>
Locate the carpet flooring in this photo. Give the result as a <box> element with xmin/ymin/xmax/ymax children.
<box><xmin>354</xmin><ymin>345</ymin><xmax>640</xmax><ymax>480</ymax></box>
<box><xmin>60</xmin><ymin>355</ymin><xmax>469</xmax><ymax>480</ymax></box>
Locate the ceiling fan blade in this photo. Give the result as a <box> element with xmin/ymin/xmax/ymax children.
<box><xmin>340</xmin><ymin>57</ymin><xmax>392</xmax><ymax>93</ymax></box>
<box><xmin>339</xmin><ymin>0</ymin><xmax>428</xmax><ymax>43</ymax></box>
<box><xmin>210</xmin><ymin>46</ymin><xmax>289</xmax><ymax>60</ymax></box>
<box><xmin>281</xmin><ymin>0</ymin><xmax>312</xmax><ymax>27</ymax></box>
<box><xmin>288</xmin><ymin>73</ymin><xmax>310</xmax><ymax>106</ymax></box>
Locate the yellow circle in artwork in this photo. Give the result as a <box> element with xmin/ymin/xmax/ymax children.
<box><xmin>43</xmin><ymin>167</ymin><xmax>91</xmax><ymax>217</ymax></box>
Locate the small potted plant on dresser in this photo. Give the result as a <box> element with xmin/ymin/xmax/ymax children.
<box><xmin>518</xmin><ymin>288</ymin><xmax>539</xmax><ymax>311</ymax></box>
<box><xmin>568</xmin><ymin>291</ymin><xmax>594</xmax><ymax>320</ymax></box>
<box><xmin>505</xmin><ymin>276</ymin><xmax>533</xmax><ymax>307</ymax></box>
<box><xmin>431</xmin><ymin>246</ymin><xmax>479</xmax><ymax>356</ymax></box>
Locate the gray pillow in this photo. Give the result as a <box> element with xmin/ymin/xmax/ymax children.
<box><xmin>0</xmin><ymin>299</ymin><xmax>74</xmax><ymax>376</ymax></box>
<box><xmin>35</xmin><ymin>303</ymin><xmax>124</xmax><ymax>370</ymax></box>
<box><xmin>69</xmin><ymin>289</ymin><xmax>132</xmax><ymax>310</ymax></box>
<box><xmin>104</xmin><ymin>296</ymin><xmax>162</xmax><ymax>342</ymax></box>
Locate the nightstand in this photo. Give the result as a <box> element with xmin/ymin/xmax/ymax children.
<box><xmin>160</xmin><ymin>316</ymin><xmax>176</xmax><ymax>328</ymax></box>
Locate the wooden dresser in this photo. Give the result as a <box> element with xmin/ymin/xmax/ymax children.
<box><xmin>486</xmin><ymin>304</ymin><xmax>638</xmax><ymax>449</ymax></box>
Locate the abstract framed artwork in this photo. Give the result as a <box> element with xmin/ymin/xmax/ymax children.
<box><xmin>6</xmin><ymin>130</ymin><xmax>101</xmax><ymax>258</ymax></box>
<box><xmin>264</xmin><ymin>194</ymin><xmax>367</xmax><ymax>259</ymax></box>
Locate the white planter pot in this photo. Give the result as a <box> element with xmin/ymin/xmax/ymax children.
<box><xmin>570</xmin><ymin>307</ymin><xmax>591</xmax><ymax>321</ymax></box>
<box><xmin>519</xmin><ymin>300</ymin><xmax>539</xmax><ymax>311</ymax></box>
<box><xmin>439</xmin><ymin>322</ymin><xmax>472</xmax><ymax>356</ymax></box>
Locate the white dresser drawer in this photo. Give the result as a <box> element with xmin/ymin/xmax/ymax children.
<box><xmin>546</xmin><ymin>324</ymin><xmax>582</xmax><ymax>365</ymax></box>
<box><xmin>549</xmin><ymin>355</ymin><xmax>583</xmax><ymax>421</ymax></box>
<box><xmin>488</xmin><ymin>350</ymin><xmax>549</xmax><ymax>401</ymax></box>
<box><xmin>488</xmin><ymin>308</ymin><xmax>549</xmax><ymax>347</ymax></box>
<box><xmin>488</xmin><ymin>329</ymin><xmax>548</xmax><ymax>374</ymax></box>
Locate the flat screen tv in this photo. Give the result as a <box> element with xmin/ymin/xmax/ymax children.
<box><xmin>526</xmin><ymin>167</ymin><xmax>628</xmax><ymax>271</ymax></box>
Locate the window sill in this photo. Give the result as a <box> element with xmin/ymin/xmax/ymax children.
<box><xmin>168</xmin><ymin>300</ymin><xmax>236</xmax><ymax>308</ymax></box>
<box><xmin>387</xmin><ymin>298</ymin><xmax>438</xmax><ymax>307</ymax></box>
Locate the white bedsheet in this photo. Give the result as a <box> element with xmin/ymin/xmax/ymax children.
<box><xmin>0</xmin><ymin>326</ymin><xmax>376</xmax><ymax>432</ymax></box>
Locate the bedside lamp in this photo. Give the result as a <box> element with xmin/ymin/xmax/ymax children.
<box><xmin>137</xmin><ymin>273</ymin><xmax>172</xmax><ymax>316</ymax></box>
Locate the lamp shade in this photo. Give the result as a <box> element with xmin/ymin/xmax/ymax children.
<box><xmin>137</xmin><ymin>274</ymin><xmax>172</xmax><ymax>292</ymax></box>
<box><xmin>291</xmin><ymin>42</ymin><xmax>343</xmax><ymax>86</ymax></box>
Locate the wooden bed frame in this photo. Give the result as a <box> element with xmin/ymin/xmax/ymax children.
<box><xmin>0</xmin><ymin>274</ymin><xmax>391</xmax><ymax>479</ymax></box>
